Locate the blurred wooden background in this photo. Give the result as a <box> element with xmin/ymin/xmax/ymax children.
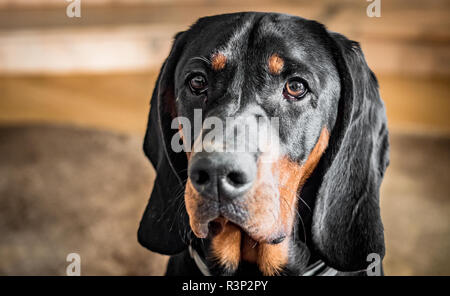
<box><xmin>0</xmin><ymin>0</ymin><xmax>449</xmax><ymax>134</ymax></box>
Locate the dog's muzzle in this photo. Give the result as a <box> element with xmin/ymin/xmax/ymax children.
<box><xmin>184</xmin><ymin>112</ymin><xmax>286</xmax><ymax>244</ymax></box>
<box><xmin>187</xmin><ymin>151</ymin><xmax>259</xmax><ymax>237</ymax></box>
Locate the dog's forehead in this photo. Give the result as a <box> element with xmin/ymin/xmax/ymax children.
<box><xmin>181</xmin><ymin>13</ymin><xmax>328</xmax><ymax>67</ymax></box>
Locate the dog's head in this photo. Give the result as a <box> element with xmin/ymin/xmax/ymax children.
<box><xmin>138</xmin><ymin>12</ymin><xmax>389</xmax><ymax>275</ymax></box>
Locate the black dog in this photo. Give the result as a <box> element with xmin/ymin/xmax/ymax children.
<box><xmin>138</xmin><ymin>12</ymin><xmax>389</xmax><ymax>276</ymax></box>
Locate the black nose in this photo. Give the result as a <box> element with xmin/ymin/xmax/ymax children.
<box><xmin>188</xmin><ymin>152</ymin><xmax>257</xmax><ymax>200</ymax></box>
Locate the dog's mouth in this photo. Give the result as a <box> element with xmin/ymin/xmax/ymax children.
<box><xmin>207</xmin><ymin>216</ymin><xmax>228</xmax><ymax>237</ymax></box>
<box><xmin>186</xmin><ymin>187</ymin><xmax>288</xmax><ymax>245</ymax></box>
<box><xmin>204</xmin><ymin>216</ymin><xmax>286</xmax><ymax>245</ymax></box>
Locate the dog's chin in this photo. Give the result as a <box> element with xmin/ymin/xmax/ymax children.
<box><xmin>191</xmin><ymin>215</ymin><xmax>286</xmax><ymax>245</ymax></box>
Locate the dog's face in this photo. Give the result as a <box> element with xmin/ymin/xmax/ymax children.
<box><xmin>174</xmin><ymin>15</ymin><xmax>339</xmax><ymax>249</ymax></box>
<box><xmin>139</xmin><ymin>12</ymin><xmax>389</xmax><ymax>276</ymax></box>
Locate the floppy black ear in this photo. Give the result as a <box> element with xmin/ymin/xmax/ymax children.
<box><xmin>138</xmin><ymin>32</ymin><xmax>190</xmax><ymax>255</ymax></box>
<box><xmin>311</xmin><ymin>32</ymin><xmax>390</xmax><ymax>271</ymax></box>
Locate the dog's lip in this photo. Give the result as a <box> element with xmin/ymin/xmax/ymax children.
<box><xmin>200</xmin><ymin>216</ymin><xmax>285</xmax><ymax>245</ymax></box>
<box><xmin>207</xmin><ymin>216</ymin><xmax>228</xmax><ymax>237</ymax></box>
<box><xmin>189</xmin><ymin>202</ymin><xmax>286</xmax><ymax>243</ymax></box>
<box><xmin>190</xmin><ymin>216</ymin><xmax>228</xmax><ymax>239</ymax></box>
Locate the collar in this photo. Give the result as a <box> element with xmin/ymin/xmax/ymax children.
<box><xmin>188</xmin><ymin>245</ymin><xmax>339</xmax><ymax>276</ymax></box>
<box><xmin>188</xmin><ymin>245</ymin><xmax>212</xmax><ymax>276</ymax></box>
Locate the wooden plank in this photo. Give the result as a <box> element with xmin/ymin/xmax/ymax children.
<box><xmin>0</xmin><ymin>25</ymin><xmax>183</xmax><ymax>74</ymax></box>
<box><xmin>0</xmin><ymin>73</ymin><xmax>156</xmax><ymax>134</ymax></box>
<box><xmin>0</xmin><ymin>0</ymin><xmax>448</xmax><ymax>74</ymax></box>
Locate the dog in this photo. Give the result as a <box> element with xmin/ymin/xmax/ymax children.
<box><xmin>138</xmin><ymin>12</ymin><xmax>389</xmax><ymax>276</ymax></box>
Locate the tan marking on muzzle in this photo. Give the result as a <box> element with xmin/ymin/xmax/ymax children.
<box><xmin>257</xmin><ymin>127</ymin><xmax>329</xmax><ymax>275</ymax></box>
<box><xmin>278</xmin><ymin>127</ymin><xmax>330</xmax><ymax>235</ymax></box>
<box><xmin>258</xmin><ymin>240</ymin><xmax>290</xmax><ymax>275</ymax></box>
<box><xmin>211</xmin><ymin>53</ymin><xmax>227</xmax><ymax>71</ymax></box>
<box><xmin>268</xmin><ymin>54</ymin><xmax>284</xmax><ymax>75</ymax></box>
<box><xmin>210</xmin><ymin>223</ymin><xmax>241</xmax><ymax>270</ymax></box>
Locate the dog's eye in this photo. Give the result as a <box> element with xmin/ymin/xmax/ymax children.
<box><xmin>283</xmin><ymin>78</ymin><xmax>308</xmax><ymax>100</ymax></box>
<box><xmin>188</xmin><ymin>74</ymin><xmax>208</xmax><ymax>95</ymax></box>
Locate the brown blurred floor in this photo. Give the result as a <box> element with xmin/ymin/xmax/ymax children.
<box><xmin>0</xmin><ymin>124</ymin><xmax>448</xmax><ymax>275</ymax></box>
<box><xmin>381</xmin><ymin>133</ymin><xmax>450</xmax><ymax>275</ymax></box>
<box><xmin>0</xmin><ymin>125</ymin><xmax>168</xmax><ymax>275</ymax></box>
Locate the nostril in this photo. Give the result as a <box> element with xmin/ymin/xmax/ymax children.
<box><xmin>226</xmin><ymin>171</ymin><xmax>247</xmax><ymax>186</ymax></box>
<box><xmin>194</xmin><ymin>169</ymin><xmax>210</xmax><ymax>185</ymax></box>
<box><xmin>189</xmin><ymin>152</ymin><xmax>256</xmax><ymax>199</ymax></box>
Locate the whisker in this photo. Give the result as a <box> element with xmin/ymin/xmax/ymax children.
<box><xmin>298</xmin><ymin>196</ymin><xmax>312</xmax><ymax>212</ymax></box>
<box><xmin>279</xmin><ymin>194</ymin><xmax>307</xmax><ymax>243</ymax></box>
<box><xmin>277</xmin><ymin>182</ymin><xmax>312</xmax><ymax>213</ymax></box>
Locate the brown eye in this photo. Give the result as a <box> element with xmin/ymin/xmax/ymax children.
<box><xmin>284</xmin><ymin>78</ymin><xmax>308</xmax><ymax>100</ymax></box>
<box><xmin>189</xmin><ymin>74</ymin><xmax>207</xmax><ymax>94</ymax></box>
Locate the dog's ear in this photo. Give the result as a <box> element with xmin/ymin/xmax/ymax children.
<box><xmin>311</xmin><ymin>32</ymin><xmax>390</xmax><ymax>271</ymax></box>
<box><xmin>138</xmin><ymin>32</ymin><xmax>190</xmax><ymax>255</ymax></box>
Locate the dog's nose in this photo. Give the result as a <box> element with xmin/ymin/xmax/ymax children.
<box><xmin>188</xmin><ymin>152</ymin><xmax>257</xmax><ymax>200</ymax></box>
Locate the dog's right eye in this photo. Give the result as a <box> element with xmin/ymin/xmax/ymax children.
<box><xmin>283</xmin><ymin>78</ymin><xmax>308</xmax><ymax>100</ymax></box>
<box><xmin>188</xmin><ymin>74</ymin><xmax>208</xmax><ymax>95</ymax></box>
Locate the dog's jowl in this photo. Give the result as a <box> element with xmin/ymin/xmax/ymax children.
<box><xmin>138</xmin><ymin>12</ymin><xmax>389</xmax><ymax>276</ymax></box>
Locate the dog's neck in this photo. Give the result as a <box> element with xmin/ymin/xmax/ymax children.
<box><xmin>187</xmin><ymin>241</ymin><xmax>340</xmax><ymax>276</ymax></box>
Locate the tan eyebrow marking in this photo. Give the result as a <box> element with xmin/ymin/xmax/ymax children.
<box><xmin>211</xmin><ymin>52</ymin><xmax>227</xmax><ymax>71</ymax></box>
<box><xmin>268</xmin><ymin>54</ymin><xmax>284</xmax><ymax>75</ymax></box>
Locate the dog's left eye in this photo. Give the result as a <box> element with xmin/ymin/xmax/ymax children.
<box><xmin>188</xmin><ymin>74</ymin><xmax>208</xmax><ymax>95</ymax></box>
